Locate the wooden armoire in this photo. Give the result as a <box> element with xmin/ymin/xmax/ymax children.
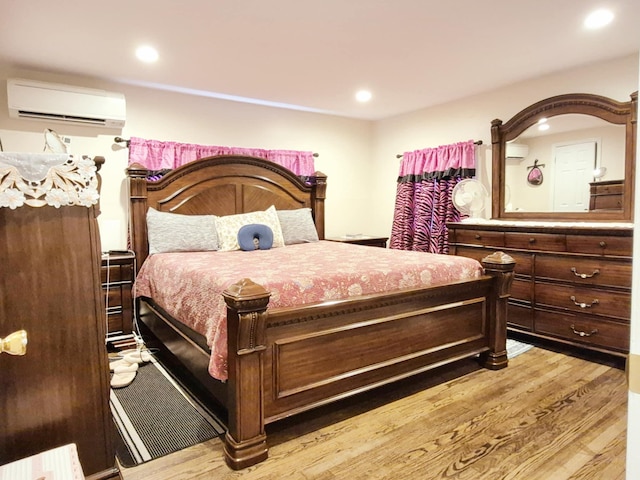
<box><xmin>0</xmin><ymin>154</ymin><xmax>118</xmax><ymax>479</ymax></box>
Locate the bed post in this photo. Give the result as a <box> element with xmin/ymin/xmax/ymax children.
<box><xmin>479</xmin><ymin>251</ymin><xmax>515</xmax><ymax>370</ymax></box>
<box><xmin>222</xmin><ymin>278</ymin><xmax>271</xmax><ymax>470</ymax></box>
<box><xmin>126</xmin><ymin>163</ymin><xmax>150</xmax><ymax>272</ymax></box>
<box><xmin>311</xmin><ymin>171</ymin><xmax>327</xmax><ymax>240</ymax></box>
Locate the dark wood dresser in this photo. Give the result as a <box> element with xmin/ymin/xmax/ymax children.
<box><xmin>448</xmin><ymin>221</ymin><xmax>631</xmax><ymax>357</ymax></box>
<box><xmin>589</xmin><ymin>179</ymin><xmax>624</xmax><ymax>211</ymax></box>
<box><xmin>0</xmin><ymin>159</ymin><xmax>118</xmax><ymax>478</ymax></box>
<box><xmin>102</xmin><ymin>252</ymin><xmax>135</xmax><ymax>335</ymax></box>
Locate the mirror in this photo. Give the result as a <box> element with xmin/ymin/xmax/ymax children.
<box><xmin>491</xmin><ymin>92</ymin><xmax>637</xmax><ymax>221</ymax></box>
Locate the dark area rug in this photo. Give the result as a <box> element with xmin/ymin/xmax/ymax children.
<box><xmin>110</xmin><ymin>360</ymin><xmax>226</xmax><ymax>467</ymax></box>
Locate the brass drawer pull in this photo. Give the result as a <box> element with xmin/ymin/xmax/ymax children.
<box><xmin>474</xmin><ymin>234</ymin><xmax>481</xmax><ymax>240</ymax></box>
<box><xmin>0</xmin><ymin>330</ymin><xmax>28</xmax><ymax>355</ymax></box>
<box><xmin>599</xmin><ymin>241</ymin><xmax>607</xmax><ymax>248</ymax></box>
<box><xmin>570</xmin><ymin>325</ymin><xmax>599</xmax><ymax>337</ymax></box>
<box><xmin>569</xmin><ymin>295</ymin><xmax>599</xmax><ymax>308</ymax></box>
<box><xmin>570</xmin><ymin>267</ymin><xmax>600</xmax><ymax>279</ymax></box>
<box><xmin>528</xmin><ymin>237</ymin><xmax>536</xmax><ymax>244</ymax></box>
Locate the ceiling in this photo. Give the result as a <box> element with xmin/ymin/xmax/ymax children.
<box><xmin>1</xmin><ymin>0</ymin><xmax>639</xmax><ymax>120</ymax></box>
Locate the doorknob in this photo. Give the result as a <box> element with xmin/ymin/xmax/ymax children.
<box><xmin>0</xmin><ymin>330</ymin><xmax>28</xmax><ymax>355</ymax></box>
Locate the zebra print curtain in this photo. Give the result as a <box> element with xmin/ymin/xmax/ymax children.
<box><xmin>389</xmin><ymin>140</ymin><xmax>476</xmax><ymax>254</ymax></box>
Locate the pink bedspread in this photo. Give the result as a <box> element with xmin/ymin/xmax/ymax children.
<box><xmin>134</xmin><ymin>241</ymin><xmax>483</xmax><ymax>381</ymax></box>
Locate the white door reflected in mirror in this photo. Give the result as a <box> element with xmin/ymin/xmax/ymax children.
<box><xmin>552</xmin><ymin>141</ymin><xmax>596</xmax><ymax>212</ymax></box>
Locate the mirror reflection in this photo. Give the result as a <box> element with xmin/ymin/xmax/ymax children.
<box><xmin>504</xmin><ymin>114</ymin><xmax>626</xmax><ymax>213</ymax></box>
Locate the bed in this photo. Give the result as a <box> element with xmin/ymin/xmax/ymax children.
<box><xmin>126</xmin><ymin>154</ymin><xmax>515</xmax><ymax>470</ymax></box>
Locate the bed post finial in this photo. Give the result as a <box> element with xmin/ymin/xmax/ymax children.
<box><xmin>480</xmin><ymin>251</ymin><xmax>515</xmax><ymax>370</ymax></box>
<box><xmin>223</xmin><ymin>278</ymin><xmax>271</xmax><ymax>469</ymax></box>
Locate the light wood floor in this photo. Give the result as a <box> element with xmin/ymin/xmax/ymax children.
<box><xmin>119</xmin><ymin>346</ymin><xmax>627</xmax><ymax>480</ymax></box>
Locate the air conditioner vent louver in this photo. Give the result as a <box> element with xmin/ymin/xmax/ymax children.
<box><xmin>7</xmin><ymin>78</ymin><xmax>126</xmax><ymax>129</ymax></box>
<box><xmin>16</xmin><ymin>110</ymin><xmax>108</xmax><ymax>126</ymax></box>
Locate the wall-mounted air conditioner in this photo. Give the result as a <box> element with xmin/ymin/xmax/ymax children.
<box><xmin>7</xmin><ymin>78</ymin><xmax>126</xmax><ymax>128</ymax></box>
<box><xmin>506</xmin><ymin>143</ymin><xmax>529</xmax><ymax>159</ymax></box>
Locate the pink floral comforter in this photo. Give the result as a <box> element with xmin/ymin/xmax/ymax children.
<box><xmin>134</xmin><ymin>241</ymin><xmax>483</xmax><ymax>381</ymax></box>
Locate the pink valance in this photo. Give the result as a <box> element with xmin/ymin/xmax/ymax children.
<box><xmin>398</xmin><ymin>140</ymin><xmax>476</xmax><ymax>178</ymax></box>
<box><xmin>128</xmin><ymin>137</ymin><xmax>316</xmax><ymax>177</ymax></box>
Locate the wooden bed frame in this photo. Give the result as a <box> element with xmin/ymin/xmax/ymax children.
<box><xmin>126</xmin><ymin>155</ymin><xmax>515</xmax><ymax>470</ymax></box>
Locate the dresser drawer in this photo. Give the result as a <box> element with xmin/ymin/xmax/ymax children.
<box><xmin>101</xmin><ymin>263</ymin><xmax>133</xmax><ymax>284</ymax></box>
<box><xmin>504</xmin><ymin>232</ymin><xmax>565</xmax><ymax>251</ymax></box>
<box><xmin>565</xmin><ymin>234</ymin><xmax>632</xmax><ymax>256</ymax></box>
<box><xmin>106</xmin><ymin>310</ymin><xmax>124</xmax><ymax>333</ymax></box>
<box><xmin>105</xmin><ymin>285</ymin><xmax>123</xmax><ymax>307</ymax></box>
<box><xmin>511</xmin><ymin>278</ymin><xmax>532</xmax><ymax>302</ymax></box>
<box><xmin>590</xmin><ymin>193</ymin><xmax>623</xmax><ymax>210</ymax></box>
<box><xmin>535</xmin><ymin>255</ymin><xmax>632</xmax><ymax>288</ymax></box>
<box><xmin>452</xmin><ymin>229</ymin><xmax>504</xmax><ymax>247</ymax></box>
<box><xmin>508</xmin><ymin>251</ymin><xmax>533</xmax><ymax>276</ymax></box>
<box><xmin>535</xmin><ymin>282</ymin><xmax>630</xmax><ymax>319</ymax></box>
<box><xmin>535</xmin><ymin>309</ymin><xmax>629</xmax><ymax>353</ymax></box>
<box><xmin>591</xmin><ymin>181</ymin><xmax>624</xmax><ymax>195</ymax></box>
<box><xmin>453</xmin><ymin>246</ymin><xmax>531</xmax><ymax>277</ymax></box>
<box><xmin>453</xmin><ymin>245</ymin><xmax>494</xmax><ymax>263</ymax></box>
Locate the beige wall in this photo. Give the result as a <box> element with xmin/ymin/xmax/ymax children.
<box><xmin>0</xmin><ymin>54</ymin><xmax>637</xmax><ymax>248</ymax></box>
<box><xmin>370</xmin><ymin>54</ymin><xmax>639</xmax><ymax>235</ymax></box>
<box><xmin>0</xmin><ymin>64</ymin><xmax>373</xmax><ymax>248</ymax></box>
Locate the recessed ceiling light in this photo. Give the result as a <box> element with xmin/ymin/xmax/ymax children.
<box><xmin>584</xmin><ymin>9</ymin><xmax>614</xmax><ymax>29</ymax></box>
<box><xmin>538</xmin><ymin>123</ymin><xmax>550</xmax><ymax>132</ymax></box>
<box><xmin>355</xmin><ymin>90</ymin><xmax>372</xmax><ymax>102</ymax></box>
<box><xmin>136</xmin><ymin>45</ymin><xmax>159</xmax><ymax>63</ymax></box>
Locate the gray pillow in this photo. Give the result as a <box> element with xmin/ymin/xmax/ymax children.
<box><xmin>146</xmin><ymin>207</ymin><xmax>218</xmax><ymax>254</ymax></box>
<box><xmin>276</xmin><ymin>208</ymin><xmax>319</xmax><ymax>245</ymax></box>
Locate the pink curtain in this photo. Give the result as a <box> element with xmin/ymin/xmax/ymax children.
<box><xmin>390</xmin><ymin>140</ymin><xmax>476</xmax><ymax>254</ymax></box>
<box><xmin>127</xmin><ymin>137</ymin><xmax>316</xmax><ymax>177</ymax></box>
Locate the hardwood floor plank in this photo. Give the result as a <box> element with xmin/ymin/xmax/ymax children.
<box><xmin>119</xmin><ymin>346</ymin><xmax>627</xmax><ymax>480</ymax></box>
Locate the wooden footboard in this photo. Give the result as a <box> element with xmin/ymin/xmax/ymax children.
<box><xmin>222</xmin><ymin>252</ymin><xmax>514</xmax><ymax>469</ymax></box>
<box><xmin>126</xmin><ymin>155</ymin><xmax>515</xmax><ymax>470</ymax></box>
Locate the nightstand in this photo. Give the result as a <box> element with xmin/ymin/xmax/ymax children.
<box><xmin>326</xmin><ymin>235</ymin><xmax>389</xmax><ymax>248</ymax></box>
<box><xmin>101</xmin><ymin>251</ymin><xmax>135</xmax><ymax>335</ymax></box>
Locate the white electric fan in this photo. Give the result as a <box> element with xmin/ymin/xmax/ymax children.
<box><xmin>452</xmin><ymin>179</ymin><xmax>489</xmax><ymax>220</ymax></box>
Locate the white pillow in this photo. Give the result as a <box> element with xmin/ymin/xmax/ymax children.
<box><xmin>215</xmin><ymin>205</ymin><xmax>285</xmax><ymax>251</ymax></box>
<box><xmin>146</xmin><ymin>207</ymin><xmax>218</xmax><ymax>254</ymax></box>
<box><xmin>277</xmin><ymin>208</ymin><xmax>319</xmax><ymax>245</ymax></box>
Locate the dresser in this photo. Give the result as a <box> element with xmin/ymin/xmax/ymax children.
<box><xmin>102</xmin><ymin>252</ymin><xmax>135</xmax><ymax>335</ymax></box>
<box><xmin>448</xmin><ymin>221</ymin><xmax>631</xmax><ymax>356</ymax></box>
<box><xmin>0</xmin><ymin>154</ymin><xmax>118</xmax><ymax>479</ymax></box>
<box><xmin>589</xmin><ymin>179</ymin><xmax>624</xmax><ymax>211</ymax></box>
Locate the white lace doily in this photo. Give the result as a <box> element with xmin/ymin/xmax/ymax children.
<box><xmin>0</xmin><ymin>153</ymin><xmax>99</xmax><ymax>209</ymax></box>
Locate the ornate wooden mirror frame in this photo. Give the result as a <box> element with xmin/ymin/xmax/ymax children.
<box><xmin>491</xmin><ymin>91</ymin><xmax>637</xmax><ymax>221</ymax></box>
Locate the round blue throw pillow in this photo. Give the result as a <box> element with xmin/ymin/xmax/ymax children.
<box><xmin>237</xmin><ymin>224</ymin><xmax>274</xmax><ymax>251</ymax></box>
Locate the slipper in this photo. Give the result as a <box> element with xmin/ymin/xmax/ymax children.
<box><xmin>122</xmin><ymin>349</ymin><xmax>153</xmax><ymax>364</ymax></box>
<box><xmin>109</xmin><ymin>350</ymin><xmax>152</xmax><ymax>371</ymax></box>
<box><xmin>109</xmin><ymin>358</ymin><xmax>140</xmax><ymax>372</ymax></box>
<box><xmin>111</xmin><ymin>364</ymin><xmax>138</xmax><ymax>388</ymax></box>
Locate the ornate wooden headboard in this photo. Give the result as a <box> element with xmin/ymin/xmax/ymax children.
<box><xmin>126</xmin><ymin>155</ymin><xmax>327</xmax><ymax>269</ymax></box>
